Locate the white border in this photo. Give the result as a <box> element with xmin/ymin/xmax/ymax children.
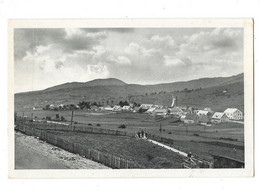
<box><xmin>8</xmin><ymin>19</ymin><xmax>254</xmax><ymax>178</ymax></box>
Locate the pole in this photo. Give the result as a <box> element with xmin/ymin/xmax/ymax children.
<box><xmin>70</xmin><ymin>110</ymin><xmax>74</xmax><ymax>125</ymax></box>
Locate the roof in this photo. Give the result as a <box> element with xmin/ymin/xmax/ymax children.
<box><xmin>145</xmin><ymin>107</ymin><xmax>156</xmax><ymax>113</ymax></box>
<box><xmin>113</xmin><ymin>105</ymin><xmax>122</xmax><ymax>110</ymax></box>
<box><xmin>224</xmin><ymin>108</ymin><xmax>241</xmax><ymax>114</ymax></box>
<box><xmin>153</xmin><ymin>108</ymin><xmax>168</xmax><ymax>113</ymax></box>
<box><xmin>141</xmin><ymin>104</ymin><xmax>153</xmax><ymax>106</ymax></box>
<box><xmin>197</xmin><ymin>110</ymin><xmax>210</xmax><ymax>115</ymax></box>
<box><xmin>212</xmin><ymin>112</ymin><xmax>227</xmax><ymax>119</ymax></box>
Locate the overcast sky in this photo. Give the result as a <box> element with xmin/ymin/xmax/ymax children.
<box><xmin>14</xmin><ymin>28</ymin><xmax>243</xmax><ymax>93</ymax></box>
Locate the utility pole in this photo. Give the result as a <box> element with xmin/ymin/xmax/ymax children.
<box><xmin>70</xmin><ymin>110</ymin><xmax>74</xmax><ymax>125</ymax></box>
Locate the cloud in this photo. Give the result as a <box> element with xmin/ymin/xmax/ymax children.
<box><xmin>124</xmin><ymin>42</ymin><xmax>159</xmax><ymax>57</ymax></box>
<box><xmin>14</xmin><ymin>28</ymin><xmax>244</xmax><ymax>92</ymax></box>
<box><xmin>164</xmin><ymin>55</ymin><xmax>192</xmax><ymax>67</ymax></box>
<box><xmin>107</xmin><ymin>55</ymin><xmax>131</xmax><ymax>65</ymax></box>
<box><xmin>150</xmin><ymin>35</ymin><xmax>176</xmax><ymax>47</ymax></box>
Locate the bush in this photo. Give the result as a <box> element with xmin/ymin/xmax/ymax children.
<box><xmin>168</xmin><ymin>132</ymin><xmax>172</xmax><ymax>134</ymax></box>
<box><xmin>88</xmin><ymin>123</ymin><xmax>92</xmax><ymax>126</ymax></box>
<box><xmin>118</xmin><ymin>124</ymin><xmax>126</xmax><ymax>129</ymax></box>
<box><xmin>96</xmin><ymin>123</ymin><xmax>101</xmax><ymax>127</ymax></box>
<box><xmin>74</xmin><ymin>121</ymin><xmax>77</xmax><ymax>124</ymax></box>
<box><xmin>193</xmin><ymin>133</ymin><xmax>200</xmax><ymax>136</ymax></box>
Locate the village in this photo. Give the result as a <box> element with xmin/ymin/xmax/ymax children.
<box><xmin>34</xmin><ymin>95</ymin><xmax>244</xmax><ymax>126</ymax></box>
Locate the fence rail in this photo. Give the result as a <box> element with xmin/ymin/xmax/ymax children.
<box><xmin>15</xmin><ymin>116</ymin><xmax>175</xmax><ymax>145</ymax></box>
<box><xmin>15</xmin><ymin>117</ymin><xmax>142</xmax><ymax>169</ymax></box>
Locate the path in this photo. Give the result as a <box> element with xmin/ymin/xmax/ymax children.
<box><xmin>228</xmin><ymin>120</ymin><xmax>244</xmax><ymax>124</ymax></box>
<box><xmin>15</xmin><ymin>131</ymin><xmax>109</xmax><ymax>169</ymax></box>
<box><xmin>147</xmin><ymin>139</ymin><xmax>188</xmax><ymax>157</ymax></box>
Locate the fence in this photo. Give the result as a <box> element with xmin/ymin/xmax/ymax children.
<box><xmin>15</xmin><ymin>116</ymin><xmax>175</xmax><ymax>145</ymax></box>
<box><xmin>15</xmin><ymin>118</ymin><xmax>141</xmax><ymax>169</ymax></box>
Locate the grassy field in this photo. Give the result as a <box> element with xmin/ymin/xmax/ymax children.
<box><xmin>15</xmin><ymin>109</ymin><xmax>244</xmax><ymax>163</ymax></box>
<box><xmin>43</xmin><ymin>131</ymin><xmax>185</xmax><ymax>168</ymax></box>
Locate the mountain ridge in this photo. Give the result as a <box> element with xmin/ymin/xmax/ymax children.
<box><xmin>16</xmin><ymin>73</ymin><xmax>243</xmax><ymax>95</ymax></box>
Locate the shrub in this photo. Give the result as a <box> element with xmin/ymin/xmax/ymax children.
<box><xmin>168</xmin><ymin>132</ymin><xmax>172</xmax><ymax>134</ymax></box>
<box><xmin>193</xmin><ymin>133</ymin><xmax>199</xmax><ymax>136</ymax></box>
<box><xmin>96</xmin><ymin>123</ymin><xmax>101</xmax><ymax>127</ymax></box>
<box><xmin>88</xmin><ymin>123</ymin><xmax>92</xmax><ymax>126</ymax></box>
<box><xmin>118</xmin><ymin>124</ymin><xmax>126</xmax><ymax>129</ymax></box>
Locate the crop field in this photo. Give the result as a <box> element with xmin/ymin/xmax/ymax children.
<box><xmin>15</xmin><ymin>108</ymin><xmax>244</xmax><ymax>163</ymax></box>
<box><xmin>47</xmin><ymin>131</ymin><xmax>185</xmax><ymax>168</ymax></box>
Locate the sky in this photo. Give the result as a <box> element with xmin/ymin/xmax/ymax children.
<box><xmin>14</xmin><ymin>27</ymin><xmax>244</xmax><ymax>93</ymax></box>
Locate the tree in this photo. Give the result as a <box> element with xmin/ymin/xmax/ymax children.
<box><xmin>55</xmin><ymin>114</ymin><xmax>60</xmax><ymax>120</ymax></box>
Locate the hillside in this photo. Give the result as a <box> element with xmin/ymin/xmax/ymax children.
<box><xmin>44</xmin><ymin>78</ymin><xmax>127</xmax><ymax>92</ymax></box>
<box><xmin>15</xmin><ymin>73</ymin><xmax>244</xmax><ymax>111</ymax></box>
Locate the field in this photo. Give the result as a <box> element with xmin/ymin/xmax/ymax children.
<box><xmin>48</xmin><ymin>131</ymin><xmax>185</xmax><ymax>168</ymax></box>
<box><xmin>15</xmin><ymin>109</ymin><xmax>244</xmax><ymax>163</ymax></box>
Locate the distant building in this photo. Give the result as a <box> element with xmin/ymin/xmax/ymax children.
<box><xmin>49</xmin><ymin>104</ymin><xmax>55</xmax><ymax>110</ymax></box>
<box><xmin>133</xmin><ymin>106</ymin><xmax>140</xmax><ymax>113</ymax></box>
<box><xmin>112</xmin><ymin>105</ymin><xmax>122</xmax><ymax>112</ymax></box>
<box><xmin>168</xmin><ymin>107</ymin><xmax>183</xmax><ymax>116</ymax></box>
<box><xmin>211</xmin><ymin>112</ymin><xmax>229</xmax><ymax>123</ymax></box>
<box><xmin>145</xmin><ymin>107</ymin><xmax>156</xmax><ymax>114</ymax></box>
<box><xmin>122</xmin><ymin>105</ymin><xmax>132</xmax><ymax>111</ymax></box>
<box><xmin>103</xmin><ymin>105</ymin><xmax>113</xmax><ymax>111</ymax></box>
<box><xmin>212</xmin><ymin>154</ymin><xmax>244</xmax><ymax>168</ymax></box>
<box><xmin>90</xmin><ymin>105</ymin><xmax>100</xmax><ymax>111</ymax></box>
<box><xmin>152</xmin><ymin>108</ymin><xmax>168</xmax><ymax>116</ymax></box>
<box><xmin>183</xmin><ymin>113</ymin><xmax>199</xmax><ymax>124</ymax></box>
<box><xmin>224</xmin><ymin>108</ymin><xmax>243</xmax><ymax>120</ymax></box>
<box><xmin>140</xmin><ymin>104</ymin><xmax>153</xmax><ymax>110</ymax></box>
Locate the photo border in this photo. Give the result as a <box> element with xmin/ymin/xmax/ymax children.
<box><xmin>8</xmin><ymin>18</ymin><xmax>254</xmax><ymax>178</ymax></box>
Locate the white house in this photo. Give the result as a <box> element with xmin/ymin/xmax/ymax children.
<box><xmin>145</xmin><ymin>107</ymin><xmax>156</xmax><ymax>114</ymax></box>
<box><xmin>152</xmin><ymin>108</ymin><xmax>168</xmax><ymax>116</ymax></box>
<box><xmin>224</xmin><ymin>108</ymin><xmax>243</xmax><ymax>120</ymax></box>
<box><xmin>168</xmin><ymin>107</ymin><xmax>183</xmax><ymax>116</ymax></box>
<box><xmin>211</xmin><ymin>112</ymin><xmax>229</xmax><ymax>123</ymax></box>
<box><xmin>122</xmin><ymin>105</ymin><xmax>132</xmax><ymax>111</ymax></box>
<box><xmin>140</xmin><ymin>104</ymin><xmax>153</xmax><ymax>110</ymax></box>
<box><xmin>112</xmin><ymin>105</ymin><xmax>122</xmax><ymax>112</ymax></box>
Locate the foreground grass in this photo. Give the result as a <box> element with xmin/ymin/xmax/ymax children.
<box><xmin>48</xmin><ymin>131</ymin><xmax>185</xmax><ymax>169</ymax></box>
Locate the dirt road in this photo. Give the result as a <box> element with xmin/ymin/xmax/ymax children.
<box><xmin>15</xmin><ymin>131</ymin><xmax>109</xmax><ymax>169</ymax></box>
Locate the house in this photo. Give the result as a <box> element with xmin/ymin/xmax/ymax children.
<box><xmin>90</xmin><ymin>105</ymin><xmax>100</xmax><ymax>111</ymax></box>
<box><xmin>133</xmin><ymin>106</ymin><xmax>140</xmax><ymax>113</ymax></box>
<box><xmin>153</xmin><ymin>105</ymin><xmax>164</xmax><ymax>109</ymax></box>
<box><xmin>140</xmin><ymin>104</ymin><xmax>153</xmax><ymax>110</ymax></box>
<box><xmin>197</xmin><ymin>110</ymin><xmax>212</xmax><ymax>123</ymax></box>
<box><xmin>183</xmin><ymin>113</ymin><xmax>199</xmax><ymax>124</ymax></box>
<box><xmin>152</xmin><ymin>108</ymin><xmax>168</xmax><ymax>116</ymax></box>
<box><xmin>112</xmin><ymin>105</ymin><xmax>122</xmax><ymax>112</ymax></box>
<box><xmin>211</xmin><ymin>112</ymin><xmax>229</xmax><ymax>123</ymax></box>
<box><xmin>224</xmin><ymin>108</ymin><xmax>243</xmax><ymax>120</ymax></box>
<box><xmin>145</xmin><ymin>107</ymin><xmax>156</xmax><ymax>114</ymax></box>
<box><xmin>168</xmin><ymin>107</ymin><xmax>183</xmax><ymax>116</ymax></box>
<box><xmin>103</xmin><ymin>105</ymin><xmax>113</xmax><ymax>111</ymax></box>
<box><xmin>122</xmin><ymin>105</ymin><xmax>132</xmax><ymax>111</ymax></box>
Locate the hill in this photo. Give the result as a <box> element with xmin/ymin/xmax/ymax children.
<box><xmin>44</xmin><ymin>78</ymin><xmax>127</xmax><ymax>92</ymax></box>
<box><xmin>15</xmin><ymin>73</ymin><xmax>244</xmax><ymax>112</ymax></box>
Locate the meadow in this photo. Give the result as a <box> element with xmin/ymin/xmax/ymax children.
<box><xmin>15</xmin><ymin>109</ymin><xmax>244</xmax><ymax>163</ymax></box>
